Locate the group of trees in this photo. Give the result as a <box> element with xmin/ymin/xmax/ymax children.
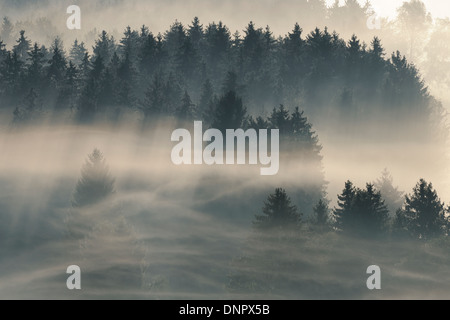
<box><xmin>257</xmin><ymin>177</ymin><xmax>448</xmax><ymax>240</ymax></box>
<box><xmin>73</xmin><ymin>147</ymin><xmax>448</xmax><ymax>242</ymax></box>
<box><xmin>0</xmin><ymin>16</ymin><xmax>443</xmax><ymax>142</ymax></box>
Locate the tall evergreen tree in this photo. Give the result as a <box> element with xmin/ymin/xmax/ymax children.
<box><xmin>313</xmin><ymin>199</ymin><xmax>330</xmax><ymax>231</ymax></box>
<box><xmin>140</xmin><ymin>73</ymin><xmax>165</xmax><ymax>120</ymax></box>
<box><xmin>1</xmin><ymin>17</ymin><xmax>13</xmax><ymax>46</ymax></box>
<box><xmin>92</xmin><ymin>31</ymin><xmax>116</xmax><ymax>65</ymax></box>
<box><xmin>175</xmin><ymin>90</ymin><xmax>196</xmax><ymax>121</ymax></box>
<box><xmin>395</xmin><ymin>179</ymin><xmax>446</xmax><ymax>240</ymax></box>
<box><xmin>254</xmin><ymin>188</ymin><xmax>302</xmax><ymax>230</ymax></box>
<box><xmin>13</xmin><ymin>30</ymin><xmax>31</xmax><ymax>63</ymax></box>
<box><xmin>334</xmin><ymin>180</ymin><xmax>356</xmax><ymax>231</ymax></box>
<box><xmin>187</xmin><ymin>17</ymin><xmax>203</xmax><ymax>49</ymax></box>
<box><xmin>13</xmin><ymin>88</ymin><xmax>42</xmax><ymax>124</ymax></box>
<box><xmin>26</xmin><ymin>42</ymin><xmax>44</xmax><ymax>89</ymax></box>
<box><xmin>212</xmin><ymin>90</ymin><xmax>247</xmax><ymax>131</ymax></box>
<box><xmin>72</xmin><ymin>148</ymin><xmax>115</xmax><ymax>208</ymax></box>
<box><xmin>47</xmin><ymin>38</ymin><xmax>67</xmax><ymax>89</ymax></box>
<box><xmin>69</xmin><ymin>39</ymin><xmax>87</xmax><ymax>66</ymax></box>
<box><xmin>374</xmin><ymin>169</ymin><xmax>404</xmax><ymax>215</ymax></box>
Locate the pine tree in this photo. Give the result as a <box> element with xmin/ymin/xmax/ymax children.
<box><xmin>140</xmin><ymin>73</ymin><xmax>165</xmax><ymax>120</ymax></box>
<box><xmin>374</xmin><ymin>169</ymin><xmax>404</xmax><ymax>215</ymax></box>
<box><xmin>13</xmin><ymin>88</ymin><xmax>42</xmax><ymax>124</ymax></box>
<box><xmin>0</xmin><ymin>40</ymin><xmax>6</xmax><ymax>63</ymax></box>
<box><xmin>351</xmin><ymin>184</ymin><xmax>389</xmax><ymax>235</ymax></box>
<box><xmin>164</xmin><ymin>20</ymin><xmax>186</xmax><ymax>58</ymax></box>
<box><xmin>212</xmin><ymin>90</ymin><xmax>247</xmax><ymax>131</ymax></box>
<box><xmin>47</xmin><ymin>38</ymin><xmax>67</xmax><ymax>89</ymax></box>
<box><xmin>282</xmin><ymin>23</ymin><xmax>305</xmax><ymax>85</ymax></box>
<box><xmin>176</xmin><ymin>37</ymin><xmax>199</xmax><ymax>80</ymax></box>
<box><xmin>117</xmin><ymin>51</ymin><xmax>136</xmax><ymax>107</ymax></box>
<box><xmin>369</xmin><ymin>36</ymin><xmax>384</xmax><ymax>59</ymax></box>
<box><xmin>13</xmin><ymin>30</ymin><xmax>31</xmax><ymax>63</ymax></box>
<box><xmin>1</xmin><ymin>17</ymin><xmax>13</xmax><ymax>45</ymax></box>
<box><xmin>57</xmin><ymin>60</ymin><xmax>78</xmax><ymax>110</ymax></box>
<box><xmin>119</xmin><ymin>26</ymin><xmax>140</xmax><ymax>62</ymax></box>
<box><xmin>334</xmin><ymin>182</ymin><xmax>388</xmax><ymax>236</ymax></box>
<box><xmin>254</xmin><ymin>188</ymin><xmax>302</xmax><ymax>230</ymax></box>
<box><xmin>334</xmin><ymin>180</ymin><xmax>356</xmax><ymax>231</ymax></box>
<box><xmin>313</xmin><ymin>199</ymin><xmax>330</xmax><ymax>230</ymax></box>
<box><xmin>1</xmin><ymin>50</ymin><xmax>23</xmax><ymax>95</ymax></box>
<box><xmin>93</xmin><ymin>31</ymin><xmax>116</xmax><ymax>64</ymax></box>
<box><xmin>78</xmin><ymin>55</ymin><xmax>104</xmax><ymax>122</ymax></box>
<box><xmin>138</xmin><ymin>31</ymin><xmax>157</xmax><ymax>76</ymax></box>
<box><xmin>396</xmin><ymin>179</ymin><xmax>446</xmax><ymax>240</ymax></box>
<box><xmin>268</xmin><ymin>104</ymin><xmax>291</xmax><ymax>133</ymax></box>
<box><xmin>26</xmin><ymin>42</ymin><xmax>44</xmax><ymax>88</ymax></box>
<box><xmin>175</xmin><ymin>91</ymin><xmax>196</xmax><ymax>120</ymax></box>
<box><xmin>72</xmin><ymin>149</ymin><xmax>115</xmax><ymax>208</ymax></box>
<box><xmin>69</xmin><ymin>39</ymin><xmax>87</xmax><ymax>66</ymax></box>
<box><xmin>188</xmin><ymin>17</ymin><xmax>203</xmax><ymax>49</ymax></box>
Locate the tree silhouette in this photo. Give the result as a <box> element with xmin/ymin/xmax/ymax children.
<box><xmin>334</xmin><ymin>180</ymin><xmax>356</xmax><ymax>231</ymax></box>
<box><xmin>374</xmin><ymin>169</ymin><xmax>404</xmax><ymax>215</ymax></box>
<box><xmin>254</xmin><ymin>188</ymin><xmax>302</xmax><ymax>230</ymax></box>
<box><xmin>313</xmin><ymin>199</ymin><xmax>330</xmax><ymax>231</ymax></box>
<box><xmin>1</xmin><ymin>17</ymin><xmax>13</xmax><ymax>45</ymax></box>
<box><xmin>69</xmin><ymin>39</ymin><xmax>87</xmax><ymax>66</ymax></box>
<box><xmin>13</xmin><ymin>30</ymin><xmax>31</xmax><ymax>62</ymax></box>
<box><xmin>72</xmin><ymin>149</ymin><xmax>115</xmax><ymax>208</ymax></box>
<box><xmin>395</xmin><ymin>179</ymin><xmax>446</xmax><ymax>240</ymax></box>
<box><xmin>334</xmin><ymin>181</ymin><xmax>389</xmax><ymax>236</ymax></box>
<box><xmin>13</xmin><ymin>88</ymin><xmax>41</xmax><ymax>124</ymax></box>
<box><xmin>212</xmin><ymin>90</ymin><xmax>247</xmax><ymax>131</ymax></box>
<box><xmin>175</xmin><ymin>90</ymin><xmax>196</xmax><ymax>121</ymax></box>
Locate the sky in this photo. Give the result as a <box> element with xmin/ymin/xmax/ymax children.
<box><xmin>326</xmin><ymin>0</ymin><xmax>450</xmax><ymax>19</ymax></box>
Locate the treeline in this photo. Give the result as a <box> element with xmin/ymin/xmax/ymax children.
<box><xmin>259</xmin><ymin>177</ymin><xmax>448</xmax><ymax>240</ymax></box>
<box><xmin>0</xmin><ymin>16</ymin><xmax>443</xmax><ymax>140</ymax></box>
<box><xmin>74</xmin><ymin>147</ymin><xmax>447</xmax><ymax>241</ymax></box>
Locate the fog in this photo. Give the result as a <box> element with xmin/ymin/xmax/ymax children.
<box><xmin>1</xmin><ymin>0</ymin><xmax>450</xmax><ymax>299</ymax></box>
<box><xmin>0</xmin><ymin>122</ymin><xmax>449</xmax><ymax>299</ymax></box>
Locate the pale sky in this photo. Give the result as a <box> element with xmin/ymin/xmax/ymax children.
<box><xmin>326</xmin><ymin>0</ymin><xmax>450</xmax><ymax>19</ymax></box>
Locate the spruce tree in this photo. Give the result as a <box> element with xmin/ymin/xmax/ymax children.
<box><xmin>333</xmin><ymin>180</ymin><xmax>356</xmax><ymax>231</ymax></box>
<box><xmin>13</xmin><ymin>30</ymin><xmax>31</xmax><ymax>63</ymax></box>
<box><xmin>313</xmin><ymin>199</ymin><xmax>330</xmax><ymax>230</ymax></box>
<box><xmin>73</xmin><ymin>149</ymin><xmax>115</xmax><ymax>208</ymax></box>
<box><xmin>254</xmin><ymin>188</ymin><xmax>302</xmax><ymax>230</ymax></box>
<box><xmin>1</xmin><ymin>17</ymin><xmax>13</xmax><ymax>45</ymax></box>
<box><xmin>175</xmin><ymin>91</ymin><xmax>196</xmax><ymax>121</ymax></box>
<box><xmin>374</xmin><ymin>169</ymin><xmax>404</xmax><ymax>215</ymax></box>
<box><xmin>396</xmin><ymin>179</ymin><xmax>446</xmax><ymax>240</ymax></box>
<box><xmin>212</xmin><ymin>90</ymin><xmax>247</xmax><ymax>131</ymax></box>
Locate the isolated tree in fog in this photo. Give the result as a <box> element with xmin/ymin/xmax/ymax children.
<box><xmin>395</xmin><ymin>179</ymin><xmax>446</xmax><ymax>239</ymax></box>
<box><xmin>72</xmin><ymin>149</ymin><xmax>115</xmax><ymax>207</ymax></box>
<box><xmin>254</xmin><ymin>188</ymin><xmax>302</xmax><ymax>230</ymax></box>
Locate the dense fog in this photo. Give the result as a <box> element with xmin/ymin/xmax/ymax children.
<box><xmin>1</xmin><ymin>0</ymin><xmax>450</xmax><ymax>299</ymax></box>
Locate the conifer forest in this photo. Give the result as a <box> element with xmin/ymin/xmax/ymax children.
<box><xmin>1</xmin><ymin>0</ymin><xmax>450</xmax><ymax>299</ymax></box>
